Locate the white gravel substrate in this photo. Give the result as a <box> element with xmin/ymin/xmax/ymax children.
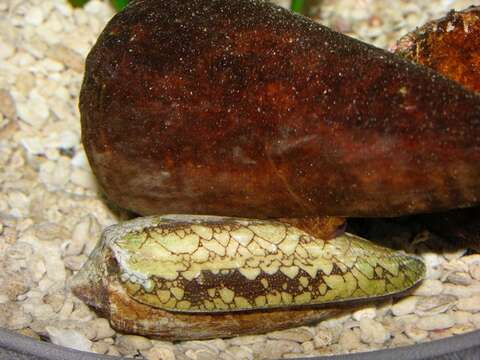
<box><xmin>1</xmin><ymin>0</ymin><xmax>480</xmax><ymax>359</ymax></box>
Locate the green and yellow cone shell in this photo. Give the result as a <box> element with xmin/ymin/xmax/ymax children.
<box><xmin>74</xmin><ymin>215</ymin><xmax>425</xmax><ymax>314</ymax></box>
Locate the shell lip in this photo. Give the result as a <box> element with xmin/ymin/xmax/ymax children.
<box><xmin>159</xmin><ymin>283</ymin><xmax>424</xmax><ymax>315</ymax></box>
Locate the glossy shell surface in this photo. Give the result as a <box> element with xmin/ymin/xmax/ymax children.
<box><xmin>72</xmin><ymin>215</ymin><xmax>424</xmax><ymax>314</ymax></box>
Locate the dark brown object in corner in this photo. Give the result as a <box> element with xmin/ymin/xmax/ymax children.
<box><xmin>394</xmin><ymin>6</ymin><xmax>480</xmax><ymax>246</ymax></box>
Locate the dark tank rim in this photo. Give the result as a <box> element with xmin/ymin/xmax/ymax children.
<box><xmin>1</xmin><ymin>326</ymin><xmax>479</xmax><ymax>360</ymax></box>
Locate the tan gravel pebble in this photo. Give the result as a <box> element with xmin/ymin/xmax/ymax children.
<box><xmin>268</xmin><ymin>327</ymin><xmax>314</xmax><ymax>343</ymax></box>
<box><xmin>259</xmin><ymin>340</ymin><xmax>303</xmax><ymax>359</ymax></box>
<box><xmin>0</xmin><ymin>272</ymin><xmax>31</xmax><ymax>301</ymax></box>
<box><xmin>462</xmin><ymin>255</ymin><xmax>480</xmax><ymax>267</ymax></box>
<box><xmin>184</xmin><ymin>348</ymin><xmax>217</xmax><ymax>360</ymax></box>
<box><xmin>456</xmin><ymin>295</ymin><xmax>480</xmax><ymax>313</ymax></box>
<box><xmin>69</xmin><ymin>302</ymin><xmax>95</xmax><ymax>322</ymax></box>
<box><xmin>63</xmin><ymin>254</ymin><xmax>87</xmax><ymax>271</ymax></box>
<box><xmin>470</xmin><ymin>265</ymin><xmax>480</xmax><ymax>281</ymax></box>
<box><xmin>228</xmin><ymin>335</ymin><xmax>266</xmax><ymax>346</ymax></box>
<box><xmin>405</xmin><ymin>327</ymin><xmax>429</xmax><ymax>342</ymax></box>
<box><xmin>7</xmin><ymin>310</ymin><xmax>32</xmax><ymax>330</ymax></box>
<box><xmin>87</xmin><ymin>318</ymin><xmax>115</xmax><ymax>340</ymax></box>
<box><xmin>447</xmin><ymin>272</ymin><xmax>474</xmax><ymax>286</ymax></box>
<box><xmin>391</xmin><ymin>296</ymin><xmax>418</xmax><ymax>316</ymax></box>
<box><xmin>451</xmin><ymin>310</ymin><xmax>473</xmax><ymax>325</ymax></box>
<box><xmin>0</xmin><ymin>89</ymin><xmax>16</xmax><ymax>120</ymax></box>
<box><xmin>443</xmin><ymin>283</ymin><xmax>480</xmax><ymax>298</ymax></box>
<box><xmin>0</xmin><ymin>40</ymin><xmax>15</xmax><ymax>60</ymax></box>
<box><xmin>412</xmin><ymin>279</ymin><xmax>443</xmax><ymax>296</ymax></box>
<box><xmin>359</xmin><ymin>319</ymin><xmax>390</xmax><ymax>344</ymax></box>
<box><xmin>141</xmin><ymin>346</ymin><xmax>177</xmax><ymax>360</ymax></box>
<box><xmin>182</xmin><ymin>341</ymin><xmax>222</xmax><ymax>357</ymax></box>
<box><xmin>338</xmin><ymin>329</ymin><xmax>362</xmax><ymax>352</ymax></box>
<box><xmin>451</xmin><ymin>323</ymin><xmax>476</xmax><ymax>335</ymax></box>
<box><xmin>106</xmin><ymin>346</ymin><xmax>121</xmax><ymax>357</ymax></box>
<box><xmin>393</xmin><ymin>314</ymin><xmax>419</xmax><ymax>327</ymax></box>
<box><xmin>301</xmin><ymin>341</ymin><xmax>315</xmax><ymax>353</ymax></box>
<box><xmin>444</xmin><ymin>259</ymin><xmax>470</xmax><ymax>274</ymax></box>
<box><xmin>226</xmin><ymin>346</ymin><xmax>254</xmax><ymax>360</ymax></box>
<box><xmin>470</xmin><ymin>313</ymin><xmax>480</xmax><ymax>327</ymax></box>
<box><xmin>46</xmin><ymin>326</ymin><xmax>92</xmax><ymax>352</ymax></box>
<box><xmin>416</xmin><ymin>314</ymin><xmax>456</xmax><ymax>331</ymax></box>
<box><xmin>116</xmin><ymin>334</ymin><xmax>153</xmax><ymax>353</ymax></box>
<box><xmin>313</xmin><ymin>328</ymin><xmax>335</xmax><ymax>348</ymax></box>
<box><xmin>352</xmin><ymin>307</ymin><xmax>377</xmax><ymax>321</ymax></box>
<box><xmin>90</xmin><ymin>341</ymin><xmax>109</xmax><ymax>355</ymax></box>
<box><xmin>42</xmin><ymin>293</ymin><xmax>64</xmax><ymax>313</ymax></box>
<box><xmin>415</xmin><ymin>295</ymin><xmax>457</xmax><ymax>316</ymax></box>
<box><xmin>46</xmin><ymin>45</ymin><xmax>84</xmax><ymax>72</ymax></box>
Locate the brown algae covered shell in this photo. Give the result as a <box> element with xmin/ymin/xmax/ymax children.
<box><xmin>394</xmin><ymin>6</ymin><xmax>480</xmax><ymax>93</ymax></box>
<box><xmin>80</xmin><ymin>0</ymin><xmax>480</xmax><ymax>219</ymax></box>
<box><xmin>71</xmin><ymin>215</ymin><xmax>424</xmax><ymax>339</ymax></box>
<box><xmin>394</xmin><ymin>7</ymin><xmax>480</xmax><ymax>247</ymax></box>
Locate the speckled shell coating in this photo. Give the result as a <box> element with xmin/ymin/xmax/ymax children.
<box><xmin>80</xmin><ymin>0</ymin><xmax>480</xmax><ymax>218</ymax></box>
<box><xmin>71</xmin><ymin>215</ymin><xmax>424</xmax><ymax>339</ymax></box>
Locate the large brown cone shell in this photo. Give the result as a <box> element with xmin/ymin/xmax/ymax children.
<box><xmin>80</xmin><ymin>0</ymin><xmax>480</xmax><ymax>218</ymax></box>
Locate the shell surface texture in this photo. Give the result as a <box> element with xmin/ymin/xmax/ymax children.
<box><xmin>71</xmin><ymin>215</ymin><xmax>425</xmax><ymax>339</ymax></box>
<box><xmin>80</xmin><ymin>0</ymin><xmax>480</xmax><ymax>219</ymax></box>
<box><xmin>108</xmin><ymin>216</ymin><xmax>424</xmax><ymax>313</ymax></box>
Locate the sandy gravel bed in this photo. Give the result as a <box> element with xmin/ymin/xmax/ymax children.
<box><xmin>1</xmin><ymin>0</ymin><xmax>480</xmax><ymax>358</ymax></box>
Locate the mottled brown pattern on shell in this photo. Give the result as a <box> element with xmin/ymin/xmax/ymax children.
<box><xmin>80</xmin><ymin>0</ymin><xmax>480</xmax><ymax>219</ymax></box>
<box><xmin>71</xmin><ymin>246</ymin><xmax>339</xmax><ymax>340</ymax></box>
<box><xmin>108</xmin><ymin>282</ymin><xmax>337</xmax><ymax>341</ymax></box>
<box><xmin>106</xmin><ymin>216</ymin><xmax>424</xmax><ymax>313</ymax></box>
<box><xmin>127</xmin><ymin>261</ymin><xmax>420</xmax><ymax>312</ymax></box>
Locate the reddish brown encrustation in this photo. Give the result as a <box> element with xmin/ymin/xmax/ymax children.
<box><xmin>394</xmin><ymin>6</ymin><xmax>480</xmax><ymax>244</ymax></box>
<box><xmin>280</xmin><ymin>216</ymin><xmax>346</xmax><ymax>239</ymax></box>
<box><xmin>80</xmin><ymin>0</ymin><xmax>480</xmax><ymax>218</ymax></box>
<box><xmin>394</xmin><ymin>6</ymin><xmax>480</xmax><ymax>93</ymax></box>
